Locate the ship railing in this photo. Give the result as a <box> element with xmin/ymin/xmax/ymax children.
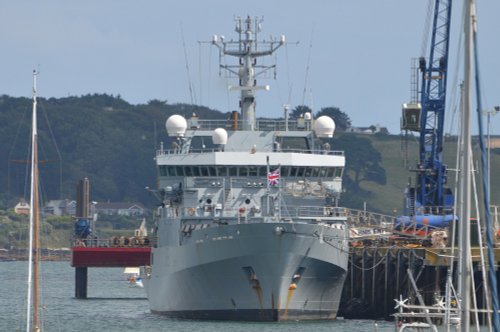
<box><xmin>285</xmin><ymin>206</ymin><xmax>348</xmax><ymax>219</ymax></box>
<box><xmin>344</xmin><ymin>209</ymin><xmax>397</xmax><ymax>229</ymax></box>
<box><xmin>72</xmin><ymin>236</ymin><xmax>155</xmax><ymax>248</ymax></box>
<box><xmin>189</xmin><ymin>118</ymin><xmax>308</xmax><ymax>131</ymax></box>
<box><xmin>156</xmin><ymin>147</ymin><xmax>344</xmax><ymax>156</ymax></box>
<box><xmin>415</xmin><ymin>205</ymin><xmax>455</xmax><ymax>216</ymax></box>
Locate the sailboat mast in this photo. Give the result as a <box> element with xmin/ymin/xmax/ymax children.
<box><xmin>26</xmin><ymin>70</ymin><xmax>40</xmax><ymax>332</ymax></box>
<box><xmin>459</xmin><ymin>0</ymin><xmax>473</xmax><ymax>330</ymax></box>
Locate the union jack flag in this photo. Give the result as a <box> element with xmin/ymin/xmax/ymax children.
<box><xmin>267</xmin><ymin>168</ymin><xmax>280</xmax><ymax>186</ymax></box>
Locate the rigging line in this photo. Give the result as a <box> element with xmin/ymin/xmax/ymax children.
<box><xmin>301</xmin><ymin>25</ymin><xmax>315</xmax><ymax>106</ymax></box>
<box><xmin>207</xmin><ymin>42</ymin><xmax>213</xmax><ymax>106</ymax></box>
<box><xmin>224</xmin><ymin>57</ymin><xmax>231</xmax><ymax>112</ymax></box>
<box><xmin>23</xmin><ymin>128</ymin><xmax>31</xmax><ymax>201</ymax></box>
<box><xmin>39</xmin><ymin>100</ymin><xmax>63</xmax><ymax>199</ymax></box>
<box><xmin>7</xmin><ymin>102</ymin><xmax>30</xmax><ymax>198</ymax></box>
<box><xmin>420</xmin><ymin>0</ymin><xmax>433</xmax><ymax>57</ymax></box>
<box><xmin>446</xmin><ymin>12</ymin><xmax>465</xmax><ymax>136</ymax></box>
<box><xmin>285</xmin><ymin>44</ymin><xmax>292</xmax><ymax>105</ymax></box>
<box><xmin>471</xmin><ymin>151</ymin><xmax>493</xmax><ymax>330</ymax></box>
<box><xmin>198</xmin><ymin>42</ymin><xmax>203</xmax><ymax>105</ymax></box>
<box><xmin>273</xmin><ymin>55</ymin><xmax>284</xmax><ymax>107</ymax></box>
<box><xmin>472</xmin><ymin>7</ymin><xmax>500</xmax><ymax>328</ymax></box>
<box><xmin>180</xmin><ymin>23</ymin><xmax>197</xmax><ymax>105</ymax></box>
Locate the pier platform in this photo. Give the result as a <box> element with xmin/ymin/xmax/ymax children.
<box><xmin>71</xmin><ymin>237</ymin><xmax>152</xmax><ymax>299</ymax></box>
<box><xmin>71</xmin><ymin>247</ymin><xmax>151</xmax><ymax>267</ymax></box>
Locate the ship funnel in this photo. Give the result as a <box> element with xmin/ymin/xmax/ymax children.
<box><xmin>314</xmin><ymin>116</ymin><xmax>336</xmax><ymax>138</ymax></box>
<box><xmin>166</xmin><ymin>115</ymin><xmax>187</xmax><ymax>137</ymax></box>
<box><xmin>212</xmin><ymin>128</ymin><xmax>228</xmax><ymax>145</ymax></box>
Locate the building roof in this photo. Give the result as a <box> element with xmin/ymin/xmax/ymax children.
<box><xmin>95</xmin><ymin>202</ymin><xmax>145</xmax><ymax>210</ymax></box>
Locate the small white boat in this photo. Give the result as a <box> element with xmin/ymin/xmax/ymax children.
<box><xmin>124</xmin><ymin>267</ymin><xmax>143</xmax><ymax>288</ymax></box>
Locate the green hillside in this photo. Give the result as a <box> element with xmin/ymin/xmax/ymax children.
<box><xmin>1</xmin><ymin>93</ymin><xmax>498</xmax><ymax>218</ymax></box>
<box><xmin>355</xmin><ymin>134</ymin><xmax>500</xmax><ymax>215</ymax></box>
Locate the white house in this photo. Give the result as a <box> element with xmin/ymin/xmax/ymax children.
<box><xmin>95</xmin><ymin>202</ymin><xmax>145</xmax><ymax>217</ymax></box>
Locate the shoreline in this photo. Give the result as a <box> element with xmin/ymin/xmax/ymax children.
<box><xmin>0</xmin><ymin>249</ymin><xmax>71</xmax><ymax>262</ymax></box>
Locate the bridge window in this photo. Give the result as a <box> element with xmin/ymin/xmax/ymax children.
<box><xmin>281</xmin><ymin>136</ymin><xmax>310</xmax><ymax>151</ymax></box>
<box><xmin>304</xmin><ymin>167</ymin><xmax>312</xmax><ymax>177</ymax></box>
<box><xmin>190</xmin><ymin>136</ymin><xmax>216</xmax><ymax>151</ymax></box>
<box><xmin>217</xmin><ymin>166</ymin><xmax>227</xmax><ymax>176</ymax></box>
<box><xmin>311</xmin><ymin>167</ymin><xmax>320</xmax><ymax>177</ymax></box>
<box><xmin>249</xmin><ymin>166</ymin><xmax>258</xmax><ymax>176</ymax></box>
<box><xmin>335</xmin><ymin>168</ymin><xmax>343</xmax><ymax>177</ymax></box>
<box><xmin>326</xmin><ymin>168</ymin><xmax>335</xmax><ymax>177</ymax></box>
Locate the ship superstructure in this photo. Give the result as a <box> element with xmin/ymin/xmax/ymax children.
<box><xmin>144</xmin><ymin>16</ymin><xmax>349</xmax><ymax>321</ymax></box>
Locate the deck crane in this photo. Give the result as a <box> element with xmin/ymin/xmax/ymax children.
<box><xmin>400</xmin><ymin>0</ymin><xmax>454</xmax><ymax>228</ymax></box>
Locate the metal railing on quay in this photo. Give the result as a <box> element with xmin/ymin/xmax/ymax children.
<box><xmin>72</xmin><ymin>236</ymin><xmax>155</xmax><ymax>248</ymax></box>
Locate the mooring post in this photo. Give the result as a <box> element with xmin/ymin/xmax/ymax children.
<box><xmin>371</xmin><ymin>249</ymin><xmax>377</xmax><ymax>310</ymax></box>
<box><xmin>362</xmin><ymin>248</ymin><xmax>366</xmax><ymax>300</ymax></box>
<box><xmin>75</xmin><ymin>267</ymin><xmax>88</xmax><ymax>299</ymax></box>
<box><xmin>396</xmin><ymin>249</ymin><xmax>401</xmax><ymax>297</ymax></box>
<box><xmin>349</xmin><ymin>251</ymin><xmax>353</xmax><ymax>298</ymax></box>
<box><xmin>383</xmin><ymin>250</ymin><xmax>389</xmax><ymax>318</ymax></box>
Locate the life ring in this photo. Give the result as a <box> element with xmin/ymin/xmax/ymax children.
<box><xmin>188</xmin><ymin>208</ymin><xmax>196</xmax><ymax>216</ymax></box>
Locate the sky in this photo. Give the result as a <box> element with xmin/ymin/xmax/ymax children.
<box><xmin>1</xmin><ymin>1</ymin><xmax>499</xmax><ymax>135</ymax></box>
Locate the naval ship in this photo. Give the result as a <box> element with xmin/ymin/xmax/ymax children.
<box><xmin>144</xmin><ymin>16</ymin><xmax>349</xmax><ymax>321</ymax></box>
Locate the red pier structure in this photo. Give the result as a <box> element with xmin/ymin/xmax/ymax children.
<box><xmin>71</xmin><ymin>178</ymin><xmax>152</xmax><ymax>298</ymax></box>
<box><xmin>71</xmin><ymin>243</ymin><xmax>151</xmax><ymax>299</ymax></box>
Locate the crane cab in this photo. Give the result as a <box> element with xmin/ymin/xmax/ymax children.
<box><xmin>401</xmin><ymin>102</ymin><xmax>421</xmax><ymax>132</ymax></box>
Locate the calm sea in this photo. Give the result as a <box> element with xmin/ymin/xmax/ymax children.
<box><xmin>0</xmin><ymin>261</ymin><xmax>394</xmax><ymax>331</ymax></box>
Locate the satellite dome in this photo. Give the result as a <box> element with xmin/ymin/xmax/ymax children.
<box><xmin>314</xmin><ymin>116</ymin><xmax>336</xmax><ymax>137</ymax></box>
<box><xmin>304</xmin><ymin>112</ymin><xmax>312</xmax><ymax>120</ymax></box>
<box><xmin>212</xmin><ymin>128</ymin><xmax>228</xmax><ymax>145</ymax></box>
<box><xmin>165</xmin><ymin>115</ymin><xmax>187</xmax><ymax>137</ymax></box>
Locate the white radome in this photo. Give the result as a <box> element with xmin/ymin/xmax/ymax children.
<box><xmin>314</xmin><ymin>116</ymin><xmax>336</xmax><ymax>137</ymax></box>
<box><xmin>166</xmin><ymin>115</ymin><xmax>187</xmax><ymax>137</ymax></box>
<box><xmin>212</xmin><ymin>128</ymin><xmax>228</xmax><ymax>145</ymax></box>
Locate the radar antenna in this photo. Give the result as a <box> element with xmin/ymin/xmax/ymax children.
<box><xmin>212</xmin><ymin>16</ymin><xmax>285</xmax><ymax>130</ymax></box>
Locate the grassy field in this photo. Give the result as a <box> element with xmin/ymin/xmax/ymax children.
<box><xmin>353</xmin><ymin>134</ymin><xmax>500</xmax><ymax>216</ymax></box>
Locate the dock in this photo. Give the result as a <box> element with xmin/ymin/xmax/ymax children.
<box><xmin>71</xmin><ymin>239</ymin><xmax>151</xmax><ymax>299</ymax></box>
<box><xmin>340</xmin><ymin>246</ymin><xmax>500</xmax><ymax>320</ymax></box>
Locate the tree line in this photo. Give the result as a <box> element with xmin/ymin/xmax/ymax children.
<box><xmin>0</xmin><ymin>94</ymin><xmax>385</xmax><ymax>212</ymax></box>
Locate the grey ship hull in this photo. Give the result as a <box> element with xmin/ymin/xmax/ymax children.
<box><xmin>145</xmin><ymin>222</ymin><xmax>348</xmax><ymax>321</ymax></box>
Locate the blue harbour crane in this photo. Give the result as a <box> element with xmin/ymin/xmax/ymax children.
<box><xmin>400</xmin><ymin>0</ymin><xmax>454</xmax><ymax>228</ymax></box>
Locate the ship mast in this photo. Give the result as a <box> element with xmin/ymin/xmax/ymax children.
<box><xmin>26</xmin><ymin>70</ymin><xmax>40</xmax><ymax>332</ymax></box>
<box><xmin>212</xmin><ymin>16</ymin><xmax>285</xmax><ymax>131</ymax></box>
<box><xmin>458</xmin><ymin>0</ymin><xmax>474</xmax><ymax>329</ymax></box>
